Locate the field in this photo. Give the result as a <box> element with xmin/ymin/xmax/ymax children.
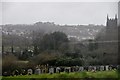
<box><xmin>2</xmin><ymin>70</ymin><xmax>120</xmax><ymax>80</ymax></box>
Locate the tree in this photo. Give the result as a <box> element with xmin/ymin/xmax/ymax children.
<box><xmin>88</xmin><ymin>39</ymin><xmax>98</xmax><ymax>51</ymax></box>
<box><xmin>32</xmin><ymin>30</ymin><xmax>44</xmax><ymax>55</ymax></box>
<box><xmin>39</xmin><ymin>31</ymin><xmax>69</xmax><ymax>53</ymax></box>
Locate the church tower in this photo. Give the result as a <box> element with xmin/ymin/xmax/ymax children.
<box><xmin>118</xmin><ymin>1</ymin><xmax>120</xmax><ymax>26</ymax></box>
<box><xmin>106</xmin><ymin>15</ymin><xmax>117</xmax><ymax>34</ymax></box>
<box><xmin>106</xmin><ymin>14</ymin><xmax>117</xmax><ymax>28</ymax></box>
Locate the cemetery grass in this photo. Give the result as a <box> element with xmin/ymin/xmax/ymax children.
<box><xmin>2</xmin><ymin>70</ymin><xmax>120</xmax><ymax>80</ymax></box>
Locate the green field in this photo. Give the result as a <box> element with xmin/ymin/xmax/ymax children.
<box><xmin>2</xmin><ymin>70</ymin><xmax>120</xmax><ymax>80</ymax></box>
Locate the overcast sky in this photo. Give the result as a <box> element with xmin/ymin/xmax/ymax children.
<box><xmin>1</xmin><ymin>2</ymin><xmax>118</xmax><ymax>25</ymax></box>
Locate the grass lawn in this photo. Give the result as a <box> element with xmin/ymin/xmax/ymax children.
<box><xmin>1</xmin><ymin>70</ymin><xmax>120</xmax><ymax>80</ymax></box>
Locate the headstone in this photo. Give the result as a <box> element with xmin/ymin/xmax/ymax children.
<box><xmin>27</xmin><ymin>69</ymin><xmax>33</xmax><ymax>75</ymax></box>
<box><xmin>49</xmin><ymin>67</ymin><xmax>54</xmax><ymax>74</ymax></box>
<box><xmin>75</xmin><ymin>66</ymin><xmax>79</xmax><ymax>72</ymax></box>
<box><xmin>3</xmin><ymin>72</ymin><xmax>9</xmax><ymax>76</ymax></box>
<box><xmin>71</xmin><ymin>67</ymin><xmax>75</xmax><ymax>72</ymax></box>
<box><xmin>40</xmin><ymin>69</ymin><xmax>43</xmax><ymax>73</ymax></box>
<box><xmin>21</xmin><ymin>69</ymin><xmax>26</xmax><ymax>75</ymax></box>
<box><xmin>91</xmin><ymin>66</ymin><xmax>96</xmax><ymax>72</ymax></box>
<box><xmin>96</xmin><ymin>66</ymin><xmax>100</xmax><ymax>71</ymax></box>
<box><xmin>93</xmin><ymin>66</ymin><xmax>96</xmax><ymax>71</ymax></box>
<box><xmin>105</xmin><ymin>65</ymin><xmax>109</xmax><ymax>71</ymax></box>
<box><xmin>35</xmin><ymin>68</ymin><xmax>41</xmax><ymax>75</ymax></box>
<box><xmin>45</xmin><ymin>68</ymin><xmax>48</xmax><ymax>73</ymax></box>
<box><xmin>41</xmin><ymin>69</ymin><xmax>45</xmax><ymax>73</ymax></box>
<box><xmin>56</xmin><ymin>67</ymin><xmax>61</xmax><ymax>73</ymax></box>
<box><xmin>14</xmin><ymin>70</ymin><xmax>19</xmax><ymax>76</ymax></box>
<box><xmin>100</xmin><ymin>66</ymin><xmax>104</xmax><ymax>71</ymax></box>
<box><xmin>109</xmin><ymin>66</ymin><xmax>112</xmax><ymax>70</ymax></box>
<box><xmin>79</xmin><ymin>67</ymin><xmax>84</xmax><ymax>71</ymax></box>
<box><xmin>117</xmin><ymin>65</ymin><xmax>120</xmax><ymax>70</ymax></box>
<box><xmin>65</xmin><ymin>67</ymin><xmax>71</xmax><ymax>73</ymax></box>
<box><xmin>88</xmin><ymin>66</ymin><xmax>92</xmax><ymax>71</ymax></box>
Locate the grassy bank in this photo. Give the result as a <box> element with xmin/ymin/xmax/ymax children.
<box><xmin>2</xmin><ymin>70</ymin><xmax>120</xmax><ymax>80</ymax></box>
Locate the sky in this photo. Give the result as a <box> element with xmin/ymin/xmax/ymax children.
<box><xmin>1</xmin><ymin>2</ymin><xmax>118</xmax><ymax>25</ymax></box>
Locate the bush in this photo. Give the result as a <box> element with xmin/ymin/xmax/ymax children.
<box><xmin>31</xmin><ymin>52</ymin><xmax>62</xmax><ymax>65</ymax></box>
<box><xmin>2</xmin><ymin>54</ymin><xmax>29</xmax><ymax>76</ymax></box>
<box><xmin>2</xmin><ymin>54</ymin><xmax>18</xmax><ymax>75</ymax></box>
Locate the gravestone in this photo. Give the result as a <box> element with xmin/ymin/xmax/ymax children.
<box><xmin>56</xmin><ymin>67</ymin><xmax>61</xmax><ymax>73</ymax></box>
<box><xmin>71</xmin><ymin>67</ymin><xmax>74</xmax><ymax>72</ymax></box>
<box><xmin>44</xmin><ymin>68</ymin><xmax>48</xmax><ymax>73</ymax></box>
<box><xmin>105</xmin><ymin>65</ymin><xmax>109</xmax><ymax>71</ymax></box>
<box><xmin>75</xmin><ymin>66</ymin><xmax>79</xmax><ymax>72</ymax></box>
<box><xmin>100</xmin><ymin>66</ymin><xmax>104</xmax><ymax>71</ymax></box>
<box><xmin>91</xmin><ymin>66</ymin><xmax>96</xmax><ymax>72</ymax></box>
<box><xmin>65</xmin><ymin>67</ymin><xmax>71</xmax><ymax>73</ymax></box>
<box><xmin>93</xmin><ymin>66</ymin><xmax>96</xmax><ymax>71</ymax></box>
<box><xmin>21</xmin><ymin>69</ymin><xmax>26</xmax><ymax>75</ymax></box>
<box><xmin>41</xmin><ymin>69</ymin><xmax>43</xmax><ymax>73</ymax></box>
<box><xmin>71</xmin><ymin>67</ymin><xmax>75</xmax><ymax>72</ymax></box>
<box><xmin>79</xmin><ymin>67</ymin><xmax>84</xmax><ymax>71</ymax></box>
<box><xmin>49</xmin><ymin>67</ymin><xmax>54</xmax><ymax>74</ymax></box>
<box><xmin>27</xmin><ymin>69</ymin><xmax>33</xmax><ymax>75</ymax></box>
<box><xmin>109</xmin><ymin>65</ymin><xmax>112</xmax><ymax>70</ymax></box>
<box><xmin>3</xmin><ymin>72</ymin><xmax>9</xmax><ymax>76</ymax></box>
<box><xmin>35</xmin><ymin>68</ymin><xmax>41</xmax><ymax>75</ymax></box>
<box><xmin>88</xmin><ymin>66</ymin><xmax>92</xmax><ymax>71</ymax></box>
<box><xmin>41</xmin><ymin>69</ymin><xmax>45</xmax><ymax>73</ymax></box>
<box><xmin>14</xmin><ymin>70</ymin><xmax>19</xmax><ymax>76</ymax></box>
<box><xmin>96</xmin><ymin>66</ymin><xmax>100</xmax><ymax>71</ymax></box>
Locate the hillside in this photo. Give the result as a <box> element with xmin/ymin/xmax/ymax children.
<box><xmin>1</xmin><ymin>22</ymin><xmax>105</xmax><ymax>41</ymax></box>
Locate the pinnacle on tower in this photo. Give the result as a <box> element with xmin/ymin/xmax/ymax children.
<box><xmin>107</xmin><ymin>14</ymin><xmax>109</xmax><ymax>20</ymax></box>
<box><xmin>115</xmin><ymin>14</ymin><xmax>117</xmax><ymax>19</ymax></box>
